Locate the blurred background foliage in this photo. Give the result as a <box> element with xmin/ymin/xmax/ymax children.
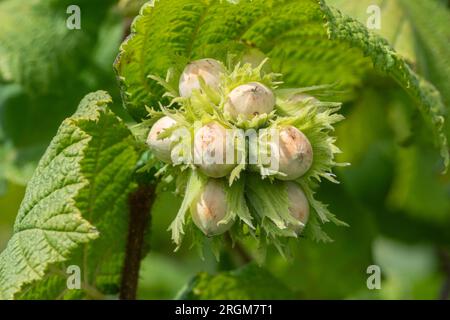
<box><xmin>0</xmin><ymin>0</ymin><xmax>449</xmax><ymax>300</ymax></box>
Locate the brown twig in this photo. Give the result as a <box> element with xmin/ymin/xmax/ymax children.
<box><xmin>119</xmin><ymin>184</ymin><xmax>155</xmax><ymax>300</ymax></box>
<box><xmin>438</xmin><ymin>248</ymin><xmax>450</xmax><ymax>300</ymax></box>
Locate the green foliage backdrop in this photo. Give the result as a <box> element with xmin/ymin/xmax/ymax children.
<box><xmin>0</xmin><ymin>0</ymin><xmax>449</xmax><ymax>300</ymax></box>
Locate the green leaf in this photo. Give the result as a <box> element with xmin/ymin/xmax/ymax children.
<box><xmin>225</xmin><ymin>177</ymin><xmax>254</xmax><ymax>229</ymax></box>
<box><xmin>246</xmin><ymin>175</ymin><xmax>297</xmax><ymax>232</ymax></box>
<box><xmin>0</xmin><ymin>142</ymin><xmax>41</xmax><ymax>187</ymax></box>
<box><xmin>0</xmin><ymin>91</ymin><xmax>138</xmax><ymax>300</ymax></box>
<box><xmin>326</xmin><ymin>0</ymin><xmax>417</xmax><ymax>63</ymax></box>
<box><xmin>321</xmin><ymin>2</ymin><xmax>449</xmax><ymax>168</ymax></box>
<box><xmin>176</xmin><ymin>263</ymin><xmax>295</xmax><ymax>299</ymax></box>
<box><xmin>335</xmin><ymin>88</ymin><xmax>396</xmax><ymax>207</ymax></box>
<box><xmin>374</xmin><ymin>237</ymin><xmax>437</xmax><ymax>283</ymax></box>
<box><xmin>328</xmin><ymin>0</ymin><xmax>450</xmax><ymax>107</ymax></box>
<box><xmin>387</xmin><ymin>145</ymin><xmax>450</xmax><ymax>223</ymax></box>
<box><xmin>0</xmin><ymin>84</ymin><xmax>81</xmax><ymax>149</ymax></box>
<box><xmin>400</xmin><ymin>0</ymin><xmax>450</xmax><ymax>109</ymax></box>
<box><xmin>115</xmin><ymin>0</ymin><xmax>365</xmax><ymax>120</ymax></box>
<box><xmin>168</xmin><ymin>170</ymin><xmax>207</xmax><ymax>247</ymax></box>
<box><xmin>0</xmin><ymin>1</ymin><xmax>126</xmax><ymax>187</ymax></box>
<box><xmin>371</xmin><ymin>236</ymin><xmax>439</xmax><ymax>299</ymax></box>
<box><xmin>335</xmin><ymin>86</ymin><xmax>450</xmax><ymax>225</ymax></box>
<box><xmin>0</xmin><ymin>0</ymin><xmax>111</xmax><ymax>93</ymax></box>
<box><xmin>265</xmin><ymin>182</ymin><xmax>378</xmax><ymax>299</ymax></box>
<box><xmin>115</xmin><ymin>0</ymin><xmax>448</xmax><ymax>168</ymax></box>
